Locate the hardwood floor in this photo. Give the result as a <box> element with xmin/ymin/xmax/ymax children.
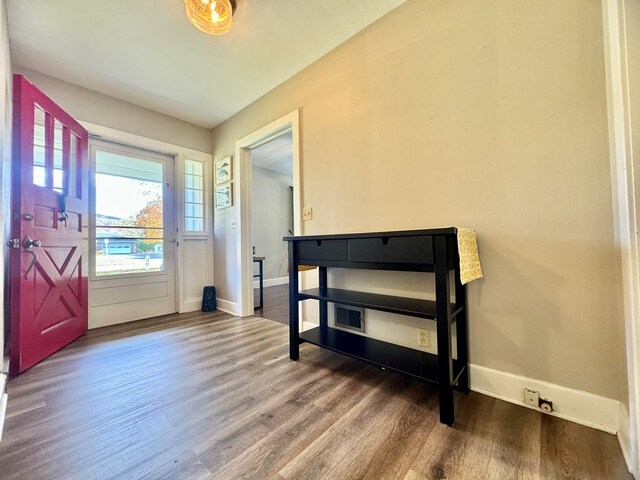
<box><xmin>255</xmin><ymin>284</ymin><xmax>289</xmax><ymax>325</ymax></box>
<box><xmin>0</xmin><ymin>311</ymin><xmax>631</xmax><ymax>479</ymax></box>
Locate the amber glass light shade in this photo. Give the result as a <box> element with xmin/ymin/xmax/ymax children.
<box><xmin>185</xmin><ymin>0</ymin><xmax>234</xmax><ymax>36</ymax></box>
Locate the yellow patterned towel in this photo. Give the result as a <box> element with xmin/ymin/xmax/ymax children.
<box><xmin>456</xmin><ymin>227</ymin><xmax>483</xmax><ymax>285</ymax></box>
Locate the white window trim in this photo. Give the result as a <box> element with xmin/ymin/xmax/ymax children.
<box><xmin>80</xmin><ymin>121</ymin><xmax>214</xmax><ymax>314</ymax></box>
<box><xmin>181</xmin><ymin>156</ymin><xmax>211</xmax><ymax>236</ymax></box>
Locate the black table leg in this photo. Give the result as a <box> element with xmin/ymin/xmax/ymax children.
<box><xmin>435</xmin><ymin>235</ymin><xmax>454</xmax><ymax>426</ymax></box>
<box><xmin>454</xmin><ymin>264</ymin><xmax>470</xmax><ymax>394</ymax></box>
<box><xmin>319</xmin><ymin>267</ymin><xmax>328</xmax><ymax>328</ymax></box>
<box><xmin>288</xmin><ymin>243</ymin><xmax>299</xmax><ymax>360</ymax></box>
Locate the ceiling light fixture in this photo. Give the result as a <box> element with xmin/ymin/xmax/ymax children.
<box><xmin>184</xmin><ymin>0</ymin><xmax>236</xmax><ymax>36</ymax></box>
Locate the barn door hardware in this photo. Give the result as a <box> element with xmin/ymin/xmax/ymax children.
<box><xmin>23</xmin><ymin>235</ymin><xmax>41</xmax><ymax>279</ymax></box>
<box><xmin>58</xmin><ymin>193</ymin><xmax>69</xmax><ymax>225</ymax></box>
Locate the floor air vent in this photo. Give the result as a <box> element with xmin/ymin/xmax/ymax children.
<box><xmin>335</xmin><ymin>304</ymin><xmax>365</xmax><ymax>333</ymax></box>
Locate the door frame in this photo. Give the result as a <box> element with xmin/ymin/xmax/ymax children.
<box><xmin>235</xmin><ymin>110</ymin><xmax>301</xmax><ymax>317</ymax></box>
<box><xmin>80</xmin><ymin>121</ymin><xmax>213</xmax><ymax>320</ymax></box>
<box><xmin>602</xmin><ymin>0</ymin><xmax>640</xmax><ymax>476</ymax></box>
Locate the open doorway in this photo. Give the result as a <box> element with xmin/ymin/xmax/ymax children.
<box><xmin>234</xmin><ymin>110</ymin><xmax>301</xmax><ymax>318</ymax></box>
<box><xmin>251</xmin><ymin>131</ymin><xmax>293</xmax><ymax>324</ymax></box>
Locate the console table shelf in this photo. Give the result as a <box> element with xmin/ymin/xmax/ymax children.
<box><xmin>300</xmin><ymin>326</ymin><xmax>465</xmax><ymax>384</ymax></box>
<box><xmin>285</xmin><ymin>228</ymin><xmax>470</xmax><ymax>426</ymax></box>
<box><xmin>298</xmin><ymin>288</ymin><xmax>462</xmax><ymax>321</ymax></box>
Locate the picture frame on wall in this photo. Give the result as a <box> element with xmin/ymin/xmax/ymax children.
<box><xmin>216</xmin><ymin>182</ymin><xmax>233</xmax><ymax>209</ymax></box>
<box><xmin>215</xmin><ymin>156</ymin><xmax>232</xmax><ymax>184</ymax></box>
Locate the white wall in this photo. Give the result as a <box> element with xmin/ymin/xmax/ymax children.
<box><xmin>12</xmin><ymin>67</ymin><xmax>212</xmax><ymax>154</ymax></box>
<box><xmin>0</xmin><ymin>0</ymin><xmax>11</xmax><ymax>357</ymax></box>
<box><xmin>251</xmin><ymin>165</ymin><xmax>292</xmax><ymax>281</ymax></box>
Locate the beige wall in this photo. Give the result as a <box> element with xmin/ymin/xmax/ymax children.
<box><xmin>211</xmin><ymin>0</ymin><xmax>627</xmax><ymax>400</ymax></box>
<box><xmin>12</xmin><ymin>67</ymin><xmax>211</xmax><ymax>153</ymax></box>
<box><xmin>0</xmin><ymin>0</ymin><xmax>10</xmax><ymax>356</ymax></box>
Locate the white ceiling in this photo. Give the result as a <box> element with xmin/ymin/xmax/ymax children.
<box><xmin>8</xmin><ymin>0</ymin><xmax>405</xmax><ymax>128</ymax></box>
<box><xmin>252</xmin><ymin>131</ymin><xmax>292</xmax><ymax>176</ymax></box>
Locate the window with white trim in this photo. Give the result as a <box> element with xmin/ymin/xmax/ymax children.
<box><xmin>184</xmin><ymin>159</ymin><xmax>205</xmax><ymax>232</ymax></box>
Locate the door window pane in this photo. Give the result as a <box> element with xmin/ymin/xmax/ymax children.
<box><xmin>95</xmin><ymin>227</ymin><xmax>164</xmax><ymax>239</ymax></box>
<box><xmin>53</xmin><ymin>119</ymin><xmax>64</xmax><ymax>192</ymax></box>
<box><xmin>185</xmin><ymin>218</ymin><xmax>203</xmax><ymax>231</ymax></box>
<box><xmin>95</xmin><ymin>149</ymin><xmax>164</xmax><ymax>276</ymax></box>
<box><xmin>69</xmin><ymin>133</ymin><xmax>79</xmax><ymax>197</ymax></box>
<box><xmin>33</xmin><ymin>105</ymin><xmax>46</xmax><ymax>187</ymax></box>
<box><xmin>184</xmin><ymin>159</ymin><xmax>204</xmax><ymax>232</ymax></box>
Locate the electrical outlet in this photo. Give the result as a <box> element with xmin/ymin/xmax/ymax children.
<box><xmin>539</xmin><ymin>398</ymin><xmax>553</xmax><ymax>413</ymax></box>
<box><xmin>302</xmin><ymin>207</ymin><xmax>313</xmax><ymax>221</ymax></box>
<box><xmin>417</xmin><ymin>328</ymin><xmax>430</xmax><ymax>347</ymax></box>
<box><xmin>524</xmin><ymin>388</ymin><xmax>539</xmax><ymax>407</ymax></box>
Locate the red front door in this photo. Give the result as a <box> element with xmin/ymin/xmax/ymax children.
<box><xmin>9</xmin><ymin>75</ymin><xmax>88</xmax><ymax>375</ymax></box>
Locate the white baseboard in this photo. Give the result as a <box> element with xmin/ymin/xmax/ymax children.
<box><xmin>180</xmin><ymin>298</ymin><xmax>202</xmax><ymax>313</ymax></box>
<box><xmin>0</xmin><ymin>392</ymin><xmax>6</xmax><ymax>443</ymax></box>
<box><xmin>470</xmin><ymin>364</ymin><xmax>620</xmax><ymax>434</ymax></box>
<box><xmin>618</xmin><ymin>404</ymin><xmax>636</xmax><ymax>477</ymax></box>
<box><xmin>217</xmin><ymin>298</ymin><xmax>239</xmax><ymax>316</ymax></box>
<box><xmin>254</xmin><ymin>276</ymin><xmax>288</xmax><ymax>288</ymax></box>
<box><xmin>302</xmin><ymin>320</ymin><xmax>318</xmax><ymax>331</ymax></box>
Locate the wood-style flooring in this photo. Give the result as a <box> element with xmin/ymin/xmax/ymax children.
<box><xmin>0</xmin><ymin>311</ymin><xmax>631</xmax><ymax>480</ymax></box>
<box><xmin>255</xmin><ymin>284</ymin><xmax>289</xmax><ymax>325</ymax></box>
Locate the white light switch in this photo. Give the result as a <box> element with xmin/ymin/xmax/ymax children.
<box><xmin>231</xmin><ymin>218</ymin><xmax>237</xmax><ymax>229</ymax></box>
<box><xmin>303</xmin><ymin>207</ymin><xmax>313</xmax><ymax>221</ymax></box>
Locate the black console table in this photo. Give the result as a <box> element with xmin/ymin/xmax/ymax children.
<box><xmin>284</xmin><ymin>228</ymin><xmax>469</xmax><ymax>426</ymax></box>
